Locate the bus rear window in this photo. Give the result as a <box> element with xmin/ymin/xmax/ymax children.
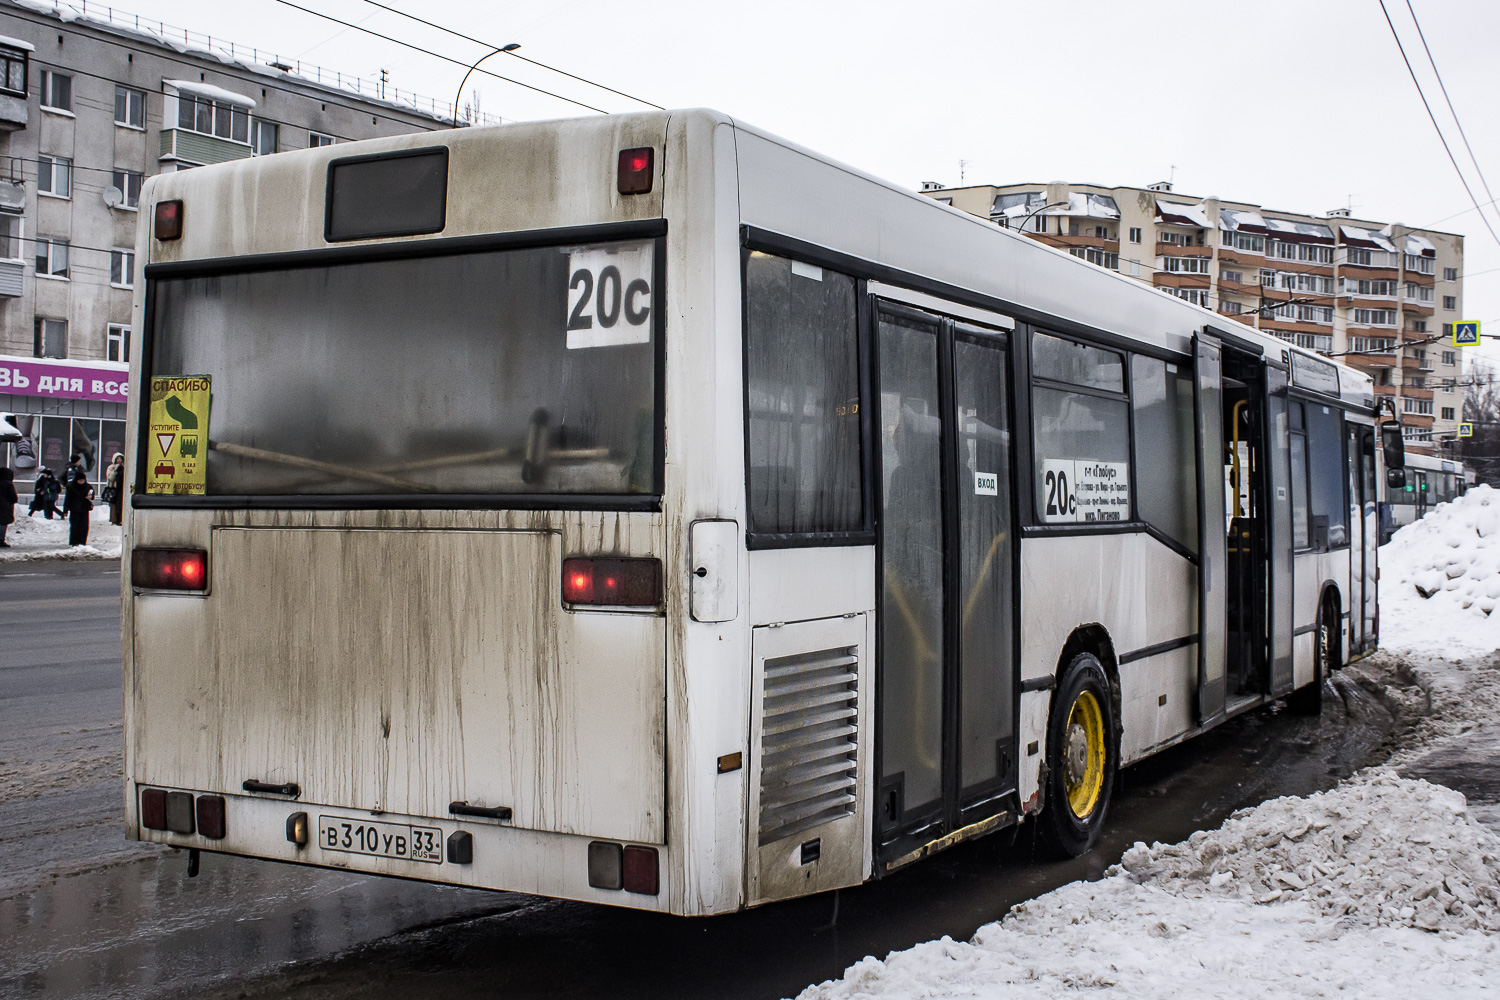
<box><xmin>146</xmin><ymin>239</ymin><xmax>659</xmax><ymax>499</ymax></box>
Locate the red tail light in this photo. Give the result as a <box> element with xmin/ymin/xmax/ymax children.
<box><xmin>617</xmin><ymin>147</ymin><xmax>653</xmax><ymax>195</ymax></box>
<box><xmin>132</xmin><ymin>548</ymin><xmax>208</xmax><ymax>591</ymax></box>
<box><xmin>622</xmin><ymin>845</ymin><xmax>658</xmax><ymax>894</ymax></box>
<box><xmin>141</xmin><ymin>788</ymin><xmax>167</xmax><ymax>830</ymax></box>
<box><xmin>154</xmin><ymin>199</ymin><xmax>183</xmax><ymax>240</ymax></box>
<box><xmin>562</xmin><ymin>556</ymin><xmax>660</xmax><ymax>607</ymax></box>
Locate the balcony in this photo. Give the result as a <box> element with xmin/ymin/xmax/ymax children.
<box><xmin>160</xmin><ymin>128</ymin><xmax>252</xmax><ymax>166</ymax></box>
<box><xmin>1153</xmin><ymin>271</ymin><xmax>1210</xmax><ymax>290</ymax></box>
<box><xmin>1157</xmin><ymin>242</ymin><xmax>1212</xmax><ymax>258</ymax></box>
<box><xmin>1035</xmin><ymin>233</ymin><xmax>1120</xmax><ymax>253</ymax></box>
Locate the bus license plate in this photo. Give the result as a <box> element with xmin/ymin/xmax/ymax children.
<box><xmin>318</xmin><ymin>816</ymin><xmax>444</xmax><ymax>864</ymax></box>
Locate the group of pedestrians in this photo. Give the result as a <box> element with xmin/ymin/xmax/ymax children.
<box><xmin>1</xmin><ymin>452</ymin><xmax>124</xmax><ymax>548</ymax></box>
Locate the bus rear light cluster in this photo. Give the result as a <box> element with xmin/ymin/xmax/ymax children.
<box><xmin>139</xmin><ymin>787</ymin><xmax>226</xmax><ymax>840</ymax></box>
<box><xmin>562</xmin><ymin>556</ymin><xmax>660</xmax><ymax>608</ymax></box>
<box><xmin>132</xmin><ymin>548</ymin><xmax>208</xmax><ymax>591</ymax></box>
<box><xmin>154</xmin><ymin>199</ymin><xmax>183</xmax><ymax>240</ymax></box>
<box><xmin>617</xmin><ymin>147</ymin><xmax>653</xmax><ymax>195</ymax></box>
<box><xmin>587</xmin><ymin>841</ymin><xmax>658</xmax><ymax>895</ymax></box>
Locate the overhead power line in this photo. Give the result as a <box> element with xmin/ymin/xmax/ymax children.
<box><xmin>1377</xmin><ymin>0</ymin><xmax>1500</xmax><ymax>251</ymax></box>
<box><xmin>270</xmin><ymin>0</ymin><xmax>607</xmax><ymax>115</ymax></box>
<box><xmin>354</xmin><ymin>0</ymin><xmax>664</xmax><ymax>111</ymax></box>
<box><xmin>1404</xmin><ymin>0</ymin><xmax>1500</xmax><ymax>238</ymax></box>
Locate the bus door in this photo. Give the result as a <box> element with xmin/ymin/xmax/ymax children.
<box><xmin>1193</xmin><ymin>333</ymin><xmax>1227</xmax><ymax>724</ymax></box>
<box><xmin>1347</xmin><ymin>424</ymin><xmax>1378</xmax><ymax>655</ymax></box>
<box><xmin>1265</xmin><ymin>367</ymin><xmax>1295</xmax><ymax>696</ymax></box>
<box><xmin>873</xmin><ymin>300</ymin><xmax>1016</xmax><ymax>869</ymax></box>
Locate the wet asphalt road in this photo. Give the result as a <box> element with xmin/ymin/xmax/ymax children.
<box><xmin>0</xmin><ymin>561</ymin><xmax>1411</xmax><ymax>1000</ymax></box>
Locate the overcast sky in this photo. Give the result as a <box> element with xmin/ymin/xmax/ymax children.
<box><xmin>83</xmin><ymin>0</ymin><xmax>1500</xmax><ymax>370</ymax></box>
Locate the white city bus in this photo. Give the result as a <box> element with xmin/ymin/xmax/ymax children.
<box><xmin>1380</xmin><ymin>450</ymin><xmax>1467</xmax><ymax>542</ymax></box>
<box><xmin>122</xmin><ymin>109</ymin><xmax>1396</xmax><ymax>916</ymax></box>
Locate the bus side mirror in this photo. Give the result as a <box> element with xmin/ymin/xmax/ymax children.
<box><xmin>1387</xmin><ymin>468</ymin><xmax>1406</xmax><ymax>489</ymax></box>
<box><xmin>1380</xmin><ymin>421</ymin><xmax>1405</xmax><ymax>471</ymax></box>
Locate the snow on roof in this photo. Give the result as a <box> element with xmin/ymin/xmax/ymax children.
<box><xmin>163</xmin><ymin>79</ymin><xmax>256</xmax><ymax>108</ymax></box>
<box><xmin>1340</xmin><ymin>225</ymin><xmax>1397</xmax><ymax>252</ymax></box>
<box><xmin>991</xmin><ymin>191</ymin><xmax>1045</xmax><ymax>217</ymax></box>
<box><xmin>0</xmin><ymin>34</ymin><xmax>35</xmax><ymax>52</ymax></box>
<box><xmin>1060</xmin><ymin>191</ymin><xmax>1121</xmax><ymax>219</ymax></box>
<box><xmin>1405</xmin><ymin>233</ymin><xmax>1437</xmax><ymax>256</ymax></box>
<box><xmin>1264</xmin><ymin>217</ymin><xmax>1335</xmax><ymax>242</ymax></box>
<box><xmin>1219</xmin><ymin>208</ymin><xmax>1268</xmax><ymax>233</ymax></box>
<box><xmin>1156</xmin><ymin>199</ymin><xmax>1209</xmax><ymax>227</ymax></box>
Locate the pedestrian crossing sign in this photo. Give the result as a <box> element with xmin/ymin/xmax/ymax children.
<box><xmin>1459</xmin><ymin>422</ymin><xmax>1474</xmax><ymax>438</ymax></box>
<box><xmin>1453</xmin><ymin>320</ymin><xmax>1480</xmax><ymax>346</ymax></box>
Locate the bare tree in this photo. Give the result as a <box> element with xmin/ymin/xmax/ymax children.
<box><xmin>1462</xmin><ymin>360</ymin><xmax>1500</xmax><ymax>486</ymax></box>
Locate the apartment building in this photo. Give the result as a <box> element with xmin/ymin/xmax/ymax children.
<box><xmin>923</xmin><ymin>180</ymin><xmax>1465</xmax><ymax>454</ymax></box>
<box><xmin>0</xmin><ymin>0</ymin><xmax>449</xmax><ymax>487</ymax></box>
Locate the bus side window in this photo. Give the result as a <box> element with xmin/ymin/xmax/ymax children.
<box><xmin>1289</xmin><ymin>403</ymin><xmax>1310</xmax><ymax>551</ymax></box>
<box><xmin>744</xmin><ymin>252</ymin><xmax>862</xmax><ymax>537</ymax></box>
<box><xmin>1129</xmin><ymin>355</ymin><xmax>1197</xmax><ymax>553</ymax></box>
<box><xmin>1030</xmin><ymin>332</ymin><xmax>1130</xmax><ymax>525</ymax></box>
<box><xmin>1305</xmin><ymin>404</ymin><xmax>1348</xmax><ymax>550</ymax></box>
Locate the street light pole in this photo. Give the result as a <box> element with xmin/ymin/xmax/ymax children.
<box><xmin>452</xmin><ymin>43</ymin><xmax>520</xmax><ymax>128</ymax></box>
<box><xmin>1016</xmin><ymin>200</ymin><xmax>1069</xmax><ymax>235</ymax></box>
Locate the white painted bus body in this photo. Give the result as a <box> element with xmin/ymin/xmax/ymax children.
<box><xmin>123</xmin><ymin>109</ymin><xmax>1376</xmax><ymax>917</ymax></box>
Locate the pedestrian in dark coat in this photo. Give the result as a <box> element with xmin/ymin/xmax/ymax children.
<box><xmin>61</xmin><ymin>454</ymin><xmax>93</xmax><ymax>547</ymax></box>
<box><xmin>0</xmin><ymin>468</ymin><xmax>16</xmax><ymax>547</ymax></box>
<box><xmin>29</xmin><ymin>468</ymin><xmax>59</xmax><ymax>518</ymax></box>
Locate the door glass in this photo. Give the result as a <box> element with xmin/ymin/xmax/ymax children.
<box><xmin>1361</xmin><ymin>431</ymin><xmax>1378</xmax><ymax>640</ymax></box>
<box><xmin>954</xmin><ymin>336</ymin><xmax>1012</xmax><ymax>792</ymax></box>
<box><xmin>878</xmin><ymin>312</ymin><xmax>944</xmax><ymax>819</ymax></box>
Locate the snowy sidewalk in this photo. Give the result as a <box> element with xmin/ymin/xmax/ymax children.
<box><xmin>2</xmin><ymin>503</ymin><xmax>121</xmax><ymax>562</ymax></box>
<box><xmin>795</xmin><ymin>487</ymin><xmax>1500</xmax><ymax>999</ymax></box>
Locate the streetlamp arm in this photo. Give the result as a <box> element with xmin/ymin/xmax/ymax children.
<box><xmin>452</xmin><ymin>43</ymin><xmax>520</xmax><ymax>128</ymax></box>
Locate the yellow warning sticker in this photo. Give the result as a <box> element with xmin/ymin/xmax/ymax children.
<box><xmin>146</xmin><ymin>375</ymin><xmax>211</xmax><ymax>495</ymax></box>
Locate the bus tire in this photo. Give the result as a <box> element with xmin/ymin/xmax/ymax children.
<box><xmin>1039</xmin><ymin>652</ymin><xmax>1118</xmax><ymax>858</ymax></box>
<box><xmin>1288</xmin><ymin>594</ymin><xmax>1338</xmax><ymax>716</ymax></box>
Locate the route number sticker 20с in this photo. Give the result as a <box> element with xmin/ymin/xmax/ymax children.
<box><xmin>566</xmin><ymin>243</ymin><xmax>653</xmax><ymax>349</ymax></box>
<box><xmin>1039</xmin><ymin>459</ymin><xmax>1130</xmax><ymax>523</ymax></box>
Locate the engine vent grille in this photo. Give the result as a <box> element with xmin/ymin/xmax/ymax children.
<box><xmin>758</xmin><ymin>645</ymin><xmax>859</xmax><ymax>846</ymax></box>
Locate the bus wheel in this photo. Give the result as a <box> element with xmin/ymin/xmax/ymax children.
<box><xmin>1288</xmin><ymin>593</ymin><xmax>1338</xmax><ymax>716</ymax></box>
<box><xmin>1040</xmin><ymin>652</ymin><xmax>1117</xmax><ymax>858</ymax></box>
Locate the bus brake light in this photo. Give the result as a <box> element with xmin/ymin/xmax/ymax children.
<box><xmin>154</xmin><ymin>199</ymin><xmax>183</xmax><ymax>240</ymax></box>
<box><xmin>617</xmin><ymin>147</ymin><xmax>653</xmax><ymax>195</ymax></box>
<box><xmin>132</xmin><ymin>548</ymin><xmax>209</xmax><ymax>591</ymax></box>
<box><xmin>562</xmin><ymin>556</ymin><xmax>660</xmax><ymax>607</ymax></box>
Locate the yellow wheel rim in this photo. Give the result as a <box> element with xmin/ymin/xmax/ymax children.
<box><xmin>1063</xmin><ymin>689</ymin><xmax>1106</xmax><ymax>819</ymax></box>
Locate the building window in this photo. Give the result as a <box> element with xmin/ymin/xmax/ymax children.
<box><xmin>1405</xmin><ymin>254</ymin><xmax>1435</xmax><ymax>274</ymax></box>
<box><xmin>1163</xmin><ymin>256</ymin><xmax>1210</xmax><ymax>274</ymax></box>
<box><xmin>110</xmin><ymin>248</ymin><xmax>135</xmax><ymax>287</ymax></box>
<box><xmin>0</xmin><ymin>212</ymin><xmax>21</xmax><ymax>259</ymax></box>
<box><xmin>37</xmin><ymin>155</ymin><xmax>70</xmax><ymax>198</ymax></box>
<box><xmin>1402</xmin><ymin>398</ymin><xmax>1434</xmax><ymax>416</ymax></box>
<box><xmin>1345</xmin><ymin>247</ymin><xmax>1372</xmax><ymax>266</ymax></box>
<box><xmin>1220</xmin><ymin>300</ymin><xmax>1244</xmax><ymax>315</ymax></box>
<box><xmin>1442</xmin><ymin>406</ymin><xmax>1455</xmax><ymax>420</ymax></box>
<box><xmin>34</xmin><ymin>317</ymin><xmax>66</xmax><ymax>358</ymax></box>
<box><xmin>1129</xmin><ymin>226</ymin><xmax>1141</xmax><ymax>243</ymax></box>
<box><xmin>1410</xmin><ymin>320</ymin><xmax>1428</xmax><ymax>333</ymax></box>
<box><xmin>309</xmin><ymin>131</ymin><xmax>335</xmax><ymax>148</ymax></box>
<box><xmin>178</xmin><ymin>93</ymin><xmax>250</xmax><ymax>142</ymax></box>
<box><xmin>1443</xmin><ymin>295</ymin><xmax>1457</xmax><ymax>310</ymax></box>
<box><xmin>1352</xmin><ymin>337</ymin><xmax>1396</xmax><ymax>354</ymax></box>
<box><xmin>39</xmin><ymin>70</ymin><xmax>71</xmax><ymax>111</ymax></box>
<box><xmin>114</xmin><ymin>85</ymin><xmax>145</xmax><ymax>128</ymax></box>
<box><xmin>111</xmin><ymin>169</ymin><xmax>143</xmax><ymax>209</ymax></box>
<box><xmin>1444</xmin><ymin>266</ymin><xmax>1458</xmax><ymax>281</ymax></box>
<box><xmin>0</xmin><ymin>45</ymin><xmax>26</xmax><ymax>96</ymax></box>
<box><xmin>1167</xmin><ymin>287</ymin><xmax>1210</xmax><ymax>308</ymax></box>
<box><xmin>35</xmin><ymin>237</ymin><xmax>68</xmax><ymax>278</ymax></box>
<box><xmin>107</xmin><ymin>324</ymin><xmax>131</xmax><ymax>363</ymax></box>
<box><xmin>251</xmin><ymin>120</ymin><xmax>278</xmax><ymax>156</ymax></box>
<box><xmin>1443</xmin><ymin>350</ymin><xmax>1456</xmax><ymax>366</ymax></box>
<box><xmin>1352</xmin><ymin>308</ymin><xmax>1396</xmax><ymax>326</ymax></box>
<box><xmin>1221</xmin><ymin>268</ymin><xmax>1244</xmax><ymax>285</ymax></box>
<box><xmin>1126</xmin><ymin>258</ymin><xmax>1141</xmax><ymax>276</ymax></box>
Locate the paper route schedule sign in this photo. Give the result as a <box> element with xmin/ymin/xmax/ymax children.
<box><xmin>145</xmin><ymin>375</ymin><xmax>211</xmax><ymax>495</ymax></box>
<box><xmin>1039</xmin><ymin>458</ymin><xmax>1130</xmax><ymax>523</ymax></box>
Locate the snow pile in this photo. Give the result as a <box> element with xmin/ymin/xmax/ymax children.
<box><xmin>1381</xmin><ymin>484</ymin><xmax>1500</xmax><ymax>657</ymax></box>
<box><xmin>1</xmin><ymin>505</ymin><xmax>121</xmax><ymax>562</ymax></box>
<box><xmin>794</xmin><ymin>773</ymin><xmax>1500</xmax><ymax>999</ymax></box>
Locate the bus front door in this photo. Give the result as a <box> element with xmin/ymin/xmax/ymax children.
<box><xmin>874</xmin><ymin>300</ymin><xmax>1017</xmax><ymax>870</ymax></box>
